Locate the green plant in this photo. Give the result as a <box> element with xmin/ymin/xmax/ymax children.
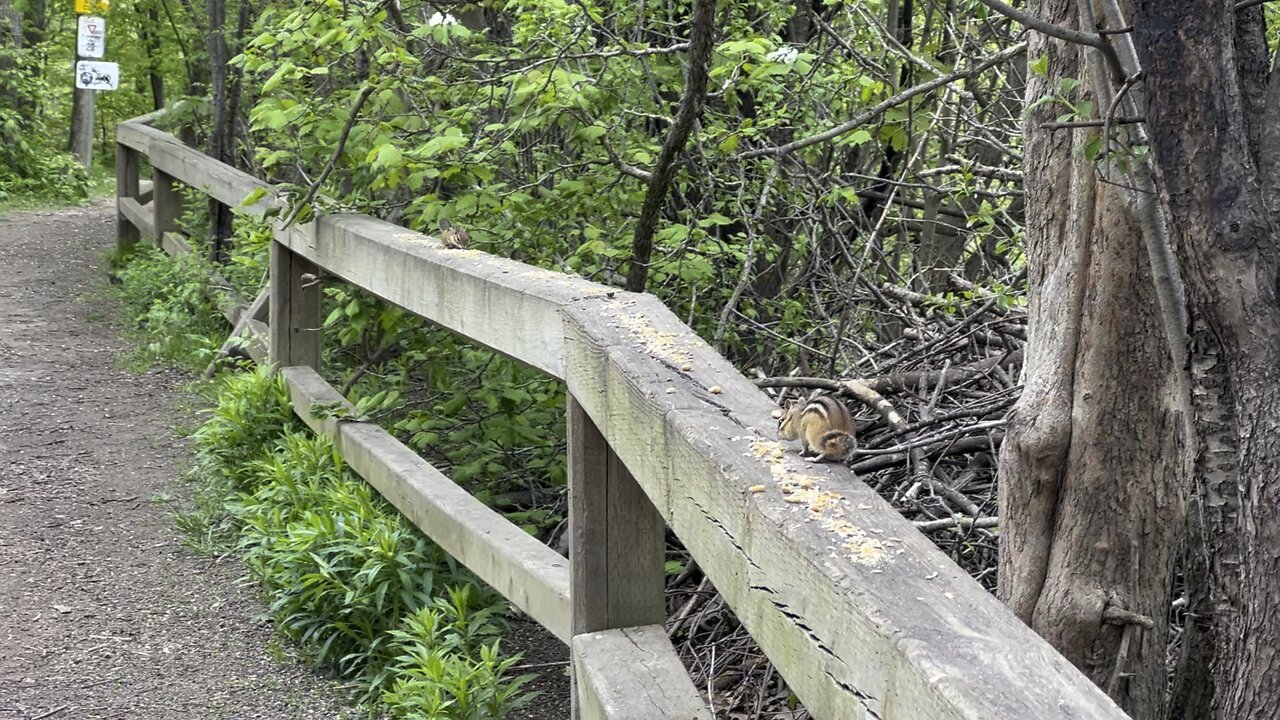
<box><xmin>234</xmin><ymin>433</ymin><xmax>450</xmax><ymax>680</ymax></box>
<box><xmin>110</xmin><ymin>244</ymin><xmax>228</xmax><ymax>372</ymax></box>
<box><xmin>189</xmin><ymin>365</ymin><xmax>300</xmax><ymax>491</ymax></box>
<box><xmin>0</xmin><ymin>46</ymin><xmax>90</xmax><ymax>204</ymax></box>
<box><xmin>380</xmin><ymin>588</ymin><xmax>534</xmax><ymax>720</ymax></box>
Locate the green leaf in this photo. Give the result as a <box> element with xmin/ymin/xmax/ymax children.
<box><xmin>371</xmin><ymin>143</ymin><xmax>403</xmax><ymax>169</ymax></box>
<box><xmin>1030</xmin><ymin>54</ymin><xmax>1049</xmax><ymax>77</ymax></box>
<box><xmin>241</xmin><ymin>187</ymin><xmax>268</xmax><ymax>207</ymax></box>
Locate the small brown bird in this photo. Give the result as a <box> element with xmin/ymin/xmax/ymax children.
<box><xmin>439</xmin><ymin>217</ymin><xmax>470</xmax><ymax>249</ymax></box>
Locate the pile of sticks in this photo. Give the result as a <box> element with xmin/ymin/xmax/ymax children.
<box><xmin>667</xmin><ymin>277</ymin><xmax>1026</xmax><ymax>718</ymax></box>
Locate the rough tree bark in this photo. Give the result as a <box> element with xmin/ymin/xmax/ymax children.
<box><xmin>1132</xmin><ymin>1</ymin><xmax>1280</xmax><ymax>717</ymax></box>
<box><xmin>996</xmin><ymin>0</ymin><xmax>1186</xmax><ymax>716</ymax></box>
<box><xmin>623</xmin><ymin>0</ymin><xmax>716</xmax><ymax>293</ymax></box>
<box><xmin>142</xmin><ymin>0</ymin><xmax>165</xmax><ymax>110</ymax></box>
<box><xmin>206</xmin><ymin>0</ymin><xmax>232</xmax><ymax>261</ymax></box>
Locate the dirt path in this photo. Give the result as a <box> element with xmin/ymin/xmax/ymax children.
<box><xmin>0</xmin><ymin>202</ymin><xmax>357</xmax><ymax>719</ymax></box>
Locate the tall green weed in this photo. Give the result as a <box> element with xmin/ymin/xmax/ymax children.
<box><xmin>184</xmin><ymin>369</ymin><xmax>531</xmax><ymax>716</ymax></box>
<box><xmin>110</xmin><ymin>245</ymin><xmax>227</xmax><ymax>372</ymax></box>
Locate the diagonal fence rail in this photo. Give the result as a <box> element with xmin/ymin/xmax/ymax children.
<box><xmin>116</xmin><ymin>112</ymin><xmax>1131</xmax><ymax>720</ymax></box>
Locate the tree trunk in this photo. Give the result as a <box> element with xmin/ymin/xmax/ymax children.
<box><xmin>143</xmin><ymin>0</ymin><xmax>165</xmax><ymax>110</ymax></box>
<box><xmin>0</xmin><ymin>0</ymin><xmax>19</xmax><ymax>47</ymax></box>
<box><xmin>20</xmin><ymin>0</ymin><xmax>42</xmax><ymax>46</ymax></box>
<box><xmin>1132</xmin><ymin>1</ymin><xmax>1280</xmax><ymax>716</ymax></box>
<box><xmin>206</xmin><ymin>0</ymin><xmax>232</xmax><ymax>261</ymax></box>
<box><xmin>997</xmin><ymin>0</ymin><xmax>1186</xmax><ymax>716</ymax></box>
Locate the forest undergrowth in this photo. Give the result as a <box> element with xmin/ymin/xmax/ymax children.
<box><xmin>94</xmin><ymin>0</ymin><xmax>1047</xmax><ymax>714</ymax></box>
<box><xmin>107</xmin><ymin>181</ymin><xmax>1025</xmax><ymax>718</ymax></box>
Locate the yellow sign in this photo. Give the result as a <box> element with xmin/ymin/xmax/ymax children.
<box><xmin>74</xmin><ymin>0</ymin><xmax>108</xmax><ymax>13</ymax></box>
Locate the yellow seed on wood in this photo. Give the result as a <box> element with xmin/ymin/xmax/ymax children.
<box><xmin>748</xmin><ymin>485</ymin><xmax>766</xmax><ymax>493</ymax></box>
<box><xmin>708</xmin><ymin>385</ymin><xmax>723</xmax><ymax>394</ymax></box>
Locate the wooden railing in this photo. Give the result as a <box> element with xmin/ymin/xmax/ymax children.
<box><xmin>115</xmin><ymin>112</ymin><xmax>1132</xmax><ymax>720</ymax></box>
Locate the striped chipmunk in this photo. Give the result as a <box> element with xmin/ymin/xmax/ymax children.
<box><xmin>777</xmin><ymin>395</ymin><xmax>857</xmax><ymax>463</ymax></box>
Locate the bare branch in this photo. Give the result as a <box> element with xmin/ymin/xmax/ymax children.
<box><xmin>624</xmin><ymin>0</ymin><xmax>717</xmax><ymax>292</ymax></box>
<box><xmin>738</xmin><ymin>42</ymin><xmax>1027</xmax><ymax>160</ymax></box>
<box><xmin>282</xmin><ymin>83</ymin><xmax>374</xmax><ymax>228</ymax></box>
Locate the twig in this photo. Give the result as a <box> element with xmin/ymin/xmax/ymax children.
<box><xmin>714</xmin><ymin>163</ymin><xmax>779</xmax><ymax>350</ymax></box>
<box><xmin>973</xmin><ymin>0</ymin><xmax>1123</xmax><ymax>81</ymax></box>
<box><xmin>855</xmin><ymin>433</ymin><xmax>1003</xmax><ymax>474</ymax></box>
<box><xmin>914</xmin><ymin>515</ymin><xmax>1000</xmax><ymax>531</ymax></box>
<box><xmin>859</xmin><ymin>420</ymin><xmax>1007</xmax><ymax>456</ymax></box>
<box><xmin>739</xmin><ymin>42</ymin><xmax>1026</xmax><ymax>159</ymax></box>
<box><xmin>281</xmin><ymin>83</ymin><xmax>375</xmax><ymax>228</ymax></box>
<box><xmin>624</xmin><ymin>0</ymin><xmax>717</xmax><ymax>292</ymax></box>
<box><xmin>1040</xmin><ymin>116</ymin><xmax>1143</xmax><ymax>130</ymax></box>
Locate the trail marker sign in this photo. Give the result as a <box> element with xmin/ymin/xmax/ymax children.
<box><xmin>77</xmin><ymin>16</ymin><xmax>106</xmax><ymax>58</ymax></box>
<box><xmin>75</xmin><ymin>61</ymin><xmax>119</xmax><ymax>90</ymax></box>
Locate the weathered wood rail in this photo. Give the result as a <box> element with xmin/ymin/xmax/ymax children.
<box><xmin>115</xmin><ymin>112</ymin><xmax>1132</xmax><ymax>720</ymax></box>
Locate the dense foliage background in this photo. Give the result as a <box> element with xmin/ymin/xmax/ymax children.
<box><xmin>11</xmin><ymin>0</ymin><xmax>1040</xmax><ymax>716</ymax></box>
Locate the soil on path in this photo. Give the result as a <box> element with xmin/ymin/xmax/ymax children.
<box><xmin>0</xmin><ymin>202</ymin><xmax>359</xmax><ymax>719</ymax></box>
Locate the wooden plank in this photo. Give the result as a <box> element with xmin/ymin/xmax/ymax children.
<box><xmin>568</xmin><ymin>395</ymin><xmax>665</xmax><ymax>633</ymax></box>
<box><xmin>118</xmin><ymin>197</ymin><xmax>155</xmax><ymax>243</ymax></box>
<box><xmin>138</xmin><ymin>180</ymin><xmax>154</xmax><ymax>205</ymax></box>
<box><xmin>269</xmin><ymin>239</ymin><xmax>321</xmax><ymax>369</ymax></box>
<box><xmin>562</xmin><ymin>296</ymin><xmax>1129</xmax><ymax>720</ymax></box>
<box><xmin>129</xmin><ymin>109</ymin><xmax>167</xmax><ymax>127</ymax></box>
<box><xmin>147</xmin><ymin>133</ymin><xmax>281</xmax><ymax>216</ymax></box>
<box><xmin>232</xmin><ymin>286</ymin><xmax>269</xmax><ymax>329</ymax></box>
<box><xmin>153</xmin><ymin>168</ymin><xmax>182</xmax><ymax>246</ymax></box>
<box><xmin>280</xmin><ymin>366</ymin><xmax>572</xmax><ymax>642</ymax></box>
<box><xmin>238</xmin><ymin>318</ymin><xmax>269</xmax><ymax>364</ymax></box>
<box><xmin>160</xmin><ymin>230</ymin><xmax>191</xmax><ymax>257</ymax></box>
<box><xmin>116</xmin><ymin>144</ymin><xmax>140</xmax><ymax>250</ymax></box>
<box><xmin>274</xmin><ymin>215</ymin><xmax>615</xmax><ymax>378</ymax></box>
<box><xmin>116</xmin><ymin>119</ymin><xmax>164</xmax><ymax>153</ymax></box>
<box><xmin>205</xmin><ymin>288</ymin><xmax>270</xmax><ymax>378</ymax></box>
<box><xmin>573</xmin><ymin>626</ymin><xmax>711</xmax><ymax>720</ymax></box>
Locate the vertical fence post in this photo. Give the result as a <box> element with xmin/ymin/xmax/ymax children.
<box><xmin>268</xmin><ymin>233</ymin><xmax>322</xmax><ymax>369</ymax></box>
<box><xmin>115</xmin><ymin>142</ymin><xmax>139</xmax><ymax>251</ymax></box>
<box><xmin>566</xmin><ymin>394</ymin><xmax>666</xmax><ymax>717</ymax></box>
<box><xmin>152</xmin><ymin>167</ymin><xmax>181</xmax><ymax>246</ymax></box>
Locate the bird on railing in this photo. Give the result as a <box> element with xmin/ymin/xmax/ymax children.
<box><xmin>439</xmin><ymin>217</ymin><xmax>470</xmax><ymax>249</ymax></box>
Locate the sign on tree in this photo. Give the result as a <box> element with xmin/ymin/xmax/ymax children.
<box><xmin>75</xmin><ymin>61</ymin><xmax>119</xmax><ymax>91</ymax></box>
<box><xmin>74</xmin><ymin>0</ymin><xmax>110</xmax><ymax>13</ymax></box>
<box><xmin>77</xmin><ymin>16</ymin><xmax>106</xmax><ymax>58</ymax></box>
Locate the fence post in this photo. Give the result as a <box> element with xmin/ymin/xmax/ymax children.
<box><xmin>268</xmin><ymin>235</ymin><xmax>322</xmax><ymax>369</ymax></box>
<box><xmin>115</xmin><ymin>143</ymin><xmax>139</xmax><ymax>251</ymax></box>
<box><xmin>152</xmin><ymin>167</ymin><xmax>181</xmax><ymax>246</ymax></box>
<box><xmin>566</xmin><ymin>394</ymin><xmax>666</xmax><ymax>717</ymax></box>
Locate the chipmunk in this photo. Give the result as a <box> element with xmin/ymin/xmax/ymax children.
<box><xmin>439</xmin><ymin>217</ymin><xmax>470</xmax><ymax>249</ymax></box>
<box><xmin>777</xmin><ymin>396</ymin><xmax>857</xmax><ymax>462</ymax></box>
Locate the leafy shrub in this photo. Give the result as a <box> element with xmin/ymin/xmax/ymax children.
<box><xmin>235</xmin><ymin>431</ymin><xmax>463</xmax><ymax>685</ymax></box>
<box><xmin>0</xmin><ymin>47</ymin><xmax>89</xmax><ymax>204</ymax></box>
<box><xmin>110</xmin><ymin>245</ymin><xmax>227</xmax><ymax>371</ymax></box>
<box><xmin>179</xmin><ymin>371</ymin><xmax>530</xmax><ymax>713</ymax></box>
<box><xmin>189</xmin><ymin>366</ymin><xmax>300</xmax><ymax>491</ymax></box>
<box><xmin>381</xmin><ymin>587</ymin><xmax>535</xmax><ymax>720</ymax></box>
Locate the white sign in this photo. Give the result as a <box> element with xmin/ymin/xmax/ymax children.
<box><xmin>75</xmin><ymin>61</ymin><xmax>119</xmax><ymax>91</ymax></box>
<box><xmin>77</xmin><ymin>16</ymin><xmax>106</xmax><ymax>58</ymax></box>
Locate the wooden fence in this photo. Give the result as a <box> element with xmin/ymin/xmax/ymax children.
<box><xmin>115</xmin><ymin>112</ymin><xmax>1132</xmax><ymax>720</ymax></box>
